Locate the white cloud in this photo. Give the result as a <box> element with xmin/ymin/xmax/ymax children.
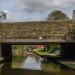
<box><xmin>2</xmin><ymin>0</ymin><xmax>75</xmax><ymax>21</ymax></box>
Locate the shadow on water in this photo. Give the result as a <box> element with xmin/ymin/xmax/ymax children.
<box><xmin>36</xmin><ymin>54</ymin><xmax>75</xmax><ymax>72</ymax></box>
<box><xmin>0</xmin><ymin>61</ymin><xmax>59</xmax><ymax>75</ymax></box>
<box><xmin>0</xmin><ymin>53</ymin><xmax>75</xmax><ymax>75</ymax></box>
<box><xmin>45</xmin><ymin>58</ymin><xmax>75</xmax><ymax>72</ymax></box>
<box><xmin>0</xmin><ymin>61</ymin><xmax>75</xmax><ymax>75</ymax></box>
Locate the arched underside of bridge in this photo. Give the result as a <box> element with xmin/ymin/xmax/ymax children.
<box><xmin>0</xmin><ymin>42</ymin><xmax>75</xmax><ymax>61</ymax></box>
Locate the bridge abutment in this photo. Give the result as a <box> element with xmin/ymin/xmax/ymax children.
<box><xmin>0</xmin><ymin>44</ymin><xmax>3</xmax><ymax>61</ymax></box>
<box><xmin>1</xmin><ymin>43</ymin><xmax>12</xmax><ymax>61</ymax></box>
<box><xmin>60</xmin><ymin>43</ymin><xmax>75</xmax><ymax>59</ymax></box>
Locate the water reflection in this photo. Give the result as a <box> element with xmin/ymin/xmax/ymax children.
<box><xmin>21</xmin><ymin>55</ymin><xmax>42</xmax><ymax>70</ymax></box>
<box><xmin>0</xmin><ymin>53</ymin><xmax>75</xmax><ymax>75</ymax></box>
<box><xmin>11</xmin><ymin>53</ymin><xmax>62</xmax><ymax>72</ymax></box>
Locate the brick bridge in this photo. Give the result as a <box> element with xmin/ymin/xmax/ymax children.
<box><xmin>0</xmin><ymin>20</ymin><xmax>75</xmax><ymax>44</ymax></box>
<box><xmin>0</xmin><ymin>20</ymin><xmax>75</xmax><ymax>61</ymax></box>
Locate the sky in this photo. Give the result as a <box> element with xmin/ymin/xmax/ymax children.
<box><xmin>0</xmin><ymin>0</ymin><xmax>75</xmax><ymax>22</ymax></box>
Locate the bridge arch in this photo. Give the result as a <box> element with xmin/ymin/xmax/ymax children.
<box><xmin>0</xmin><ymin>20</ymin><xmax>75</xmax><ymax>61</ymax></box>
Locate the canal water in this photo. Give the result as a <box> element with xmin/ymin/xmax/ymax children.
<box><xmin>0</xmin><ymin>53</ymin><xmax>75</xmax><ymax>75</ymax></box>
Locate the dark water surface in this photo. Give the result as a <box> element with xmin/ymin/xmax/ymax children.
<box><xmin>0</xmin><ymin>53</ymin><xmax>75</xmax><ymax>75</ymax></box>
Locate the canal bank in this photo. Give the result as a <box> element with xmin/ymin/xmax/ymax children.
<box><xmin>33</xmin><ymin>51</ymin><xmax>75</xmax><ymax>71</ymax></box>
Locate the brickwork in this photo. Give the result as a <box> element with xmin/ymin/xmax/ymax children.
<box><xmin>0</xmin><ymin>20</ymin><xmax>75</xmax><ymax>43</ymax></box>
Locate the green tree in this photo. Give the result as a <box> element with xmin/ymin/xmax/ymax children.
<box><xmin>47</xmin><ymin>10</ymin><xmax>69</xmax><ymax>20</ymax></box>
